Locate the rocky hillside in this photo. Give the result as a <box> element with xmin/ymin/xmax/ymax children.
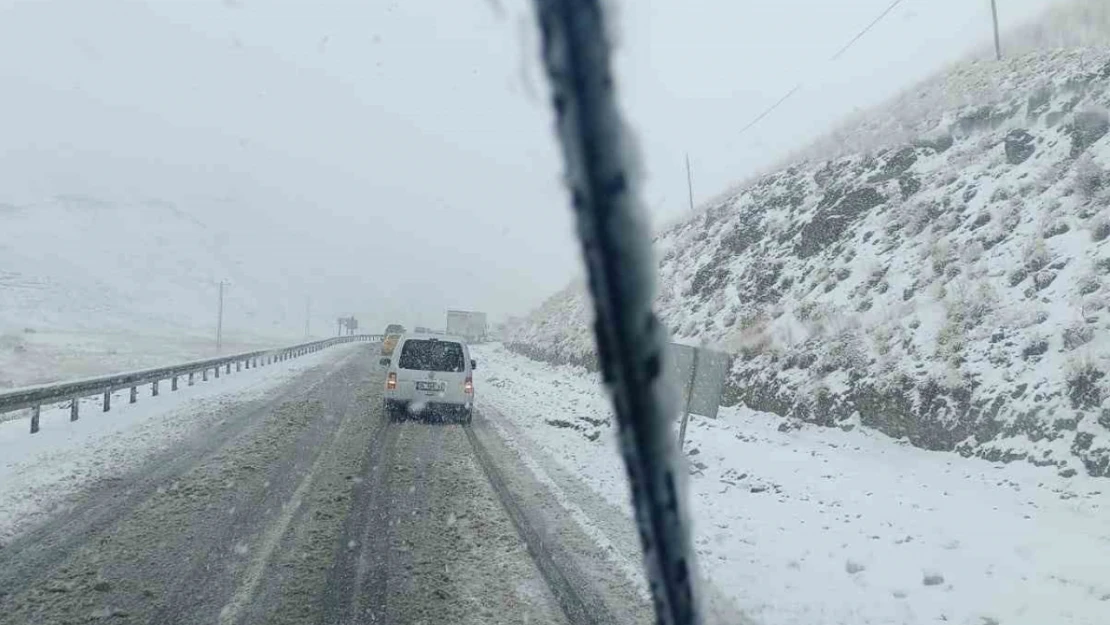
<box><xmin>508</xmin><ymin>46</ymin><xmax>1110</xmax><ymax>477</ymax></box>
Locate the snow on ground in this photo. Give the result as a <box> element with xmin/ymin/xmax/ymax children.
<box><xmin>0</xmin><ymin>328</ymin><xmax>288</xmax><ymax>389</ymax></box>
<box><xmin>472</xmin><ymin>343</ymin><xmax>1110</xmax><ymax>625</ymax></box>
<box><xmin>0</xmin><ymin>342</ymin><xmax>360</xmax><ymax>544</ymax></box>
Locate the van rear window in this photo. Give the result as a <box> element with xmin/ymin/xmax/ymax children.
<box><xmin>398</xmin><ymin>340</ymin><xmax>465</xmax><ymax>372</ymax></box>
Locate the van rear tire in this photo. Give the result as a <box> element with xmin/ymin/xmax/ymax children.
<box><xmin>385</xmin><ymin>401</ymin><xmax>403</xmax><ymax>423</ymax></box>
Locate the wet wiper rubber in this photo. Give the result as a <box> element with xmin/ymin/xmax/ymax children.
<box><xmin>530</xmin><ymin>2</ymin><xmax>702</xmax><ymax>625</ymax></box>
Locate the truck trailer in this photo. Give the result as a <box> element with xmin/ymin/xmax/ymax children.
<box><xmin>445</xmin><ymin>310</ymin><xmax>488</xmax><ymax>343</ymax></box>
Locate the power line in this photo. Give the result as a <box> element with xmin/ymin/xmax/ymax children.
<box><xmin>736</xmin><ymin>0</ymin><xmax>909</xmax><ymax>139</ymax></box>
<box><xmin>990</xmin><ymin>0</ymin><xmax>1002</xmax><ymax>61</ymax></box>
<box><xmin>830</xmin><ymin>0</ymin><xmax>909</xmax><ymax>62</ymax></box>
<box><xmin>736</xmin><ymin>83</ymin><xmax>802</xmax><ymax>137</ymax></box>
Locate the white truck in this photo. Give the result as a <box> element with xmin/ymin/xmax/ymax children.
<box><xmin>445</xmin><ymin>310</ymin><xmax>488</xmax><ymax>344</ymax></box>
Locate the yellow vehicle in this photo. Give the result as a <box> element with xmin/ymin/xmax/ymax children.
<box><xmin>380</xmin><ymin>333</ymin><xmax>403</xmax><ymax>357</ymax></box>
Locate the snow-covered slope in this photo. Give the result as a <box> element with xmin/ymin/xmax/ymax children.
<box><xmin>508</xmin><ymin>46</ymin><xmax>1110</xmax><ymax>476</ymax></box>
<box><xmin>0</xmin><ymin>195</ymin><xmax>323</xmax><ymax>385</ymax></box>
<box><xmin>0</xmin><ymin>195</ymin><xmax>315</xmax><ymax>335</ymax></box>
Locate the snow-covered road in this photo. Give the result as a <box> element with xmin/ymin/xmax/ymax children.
<box><xmin>0</xmin><ymin>341</ymin><xmax>363</xmax><ymax>543</ymax></box>
<box><xmin>471</xmin><ymin>343</ymin><xmax>1110</xmax><ymax>625</ymax></box>
<box><xmin>0</xmin><ymin>344</ymin><xmax>654</xmax><ymax>625</ymax></box>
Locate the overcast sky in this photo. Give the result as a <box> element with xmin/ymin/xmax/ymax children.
<box><xmin>0</xmin><ymin>0</ymin><xmax>1065</xmax><ymax>330</ymax></box>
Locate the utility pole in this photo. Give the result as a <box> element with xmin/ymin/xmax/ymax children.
<box><xmin>685</xmin><ymin>153</ymin><xmax>694</xmax><ymax>211</ymax></box>
<box><xmin>990</xmin><ymin>0</ymin><xmax>1002</xmax><ymax>61</ymax></box>
<box><xmin>304</xmin><ymin>297</ymin><xmax>311</xmax><ymax>339</ymax></box>
<box><xmin>216</xmin><ymin>280</ymin><xmax>227</xmax><ymax>353</ymax></box>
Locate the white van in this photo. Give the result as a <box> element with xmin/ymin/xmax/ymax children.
<box><xmin>380</xmin><ymin>334</ymin><xmax>475</xmax><ymax>423</ymax></box>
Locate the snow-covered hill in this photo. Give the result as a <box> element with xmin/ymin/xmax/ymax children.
<box><xmin>508</xmin><ymin>45</ymin><xmax>1110</xmax><ymax>476</ymax></box>
<box><xmin>0</xmin><ymin>195</ymin><xmax>309</xmax><ymax>335</ymax></box>
<box><xmin>0</xmin><ymin>195</ymin><xmax>326</xmax><ymax>386</ymax></box>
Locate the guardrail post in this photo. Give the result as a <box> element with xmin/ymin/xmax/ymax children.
<box><xmin>189</xmin><ymin>371</ymin><xmax>195</xmax><ymax>386</ymax></box>
<box><xmin>172</xmin><ymin>376</ymin><xmax>178</xmax><ymax>391</ymax></box>
<box><xmin>30</xmin><ymin>405</ymin><xmax>41</xmax><ymax>434</ymax></box>
<box><xmin>203</xmin><ymin>368</ymin><xmax>209</xmax><ymax>382</ymax></box>
<box><xmin>129</xmin><ymin>386</ymin><xmax>138</xmax><ymax>404</ymax></box>
<box><xmin>225</xmin><ymin>363</ymin><xmax>231</xmax><ymax>374</ymax></box>
<box><xmin>152</xmin><ymin>380</ymin><xmax>159</xmax><ymax>397</ymax></box>
<box><xmin>236</xmin><ymin>361</ymin><xmax>241</xmax><ymax>372</ymax></box>
<box><xmin>103</xmin><ymin>390</ymin><xmax>111</xmax><ymax>412</ymax></box>
<box><xmin>70</xmin><ymin>398</ymin><xmax>79</xmax><ymax>421</ymax></box>
<box><xmin>214</xmin><ymin>364</ymin><xmax>220</xmax><ymax>379</ymax></box>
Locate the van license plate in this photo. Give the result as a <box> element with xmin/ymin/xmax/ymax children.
<box><xmin>415</xmin><ymin>381</ymin><xmax>445</xmax><ymax>392</ymax></box>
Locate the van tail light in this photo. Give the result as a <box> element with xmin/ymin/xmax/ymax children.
<box><xmin>464</xmin><ymin>375</ymin><xmax>474</xmax><ymax>395</ymax></box>
<box><xmin>386</xmin><ymin>372</ymin><xmax>397</xmax><ymax>390</ymax></box>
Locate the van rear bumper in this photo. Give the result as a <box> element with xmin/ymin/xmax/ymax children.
<box><xmin>384</xmin><ymin>399</ymin><xmax>472</xmax><ymax>421</ymax></box>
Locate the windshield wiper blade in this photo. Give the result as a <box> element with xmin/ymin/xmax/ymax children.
<box><xmin>529</xmin><ymin>2</ymin><xmax>701</xmax><ymax>624</ymax></box>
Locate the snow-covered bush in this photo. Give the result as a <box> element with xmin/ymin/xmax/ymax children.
<box><xmin>822</xmin><ymin>329</ymin><xmax>867</xmax><ymax>373</ymax></box>
<box><xmin>960</xmin><ymin>240</ymin><xmax>985</xmax><ymax>264</ymax></box>
<box><xmin>1073</xmin><ymin>154</ymin><xmax>1106</xmax><ymax>199</ymax></box>
<box><xmin>1065</xmin><ymin>357</ymin><xmax>1105</xmax><ymax>410</ymax></box>
<box><xmin>930</xmin><ymin>240</ymin><xmax>955</xmax><ymax>277</ymax></box>
<box><xmin>871</xmin><ymin>325</ymin><xmax>894</xmax><ymax>356</ymax></box>
<box><xmin>1091</xmin><ymin>216</ymin><xmax>1110</xmax><ymax>242</ymax></box>
<box><xmin>1063</xmin><ymin>323</ymin><xmax>1095</xmax><ymax>350</ymax></box>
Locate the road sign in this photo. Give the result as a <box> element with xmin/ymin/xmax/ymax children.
<box><xmin>665</xmin><ymin>343</ymin><xmax>730</xmax><ymax>447</ymax></box>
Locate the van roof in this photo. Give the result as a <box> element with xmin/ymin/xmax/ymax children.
<box><xmin>401</xmin><ymin>332</ymin><xmax>467</xmax><ymax>344</ymax></box>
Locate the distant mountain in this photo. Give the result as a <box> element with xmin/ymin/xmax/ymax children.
<box><xmin>0</xmin><ymin>195</ymin><xmax>309</xmax><ymax>340</ymax></box>
<box><xmin>508</xmin><ymin>42</ymin><xmax>1110</xmax><ymax>476</ymax></box>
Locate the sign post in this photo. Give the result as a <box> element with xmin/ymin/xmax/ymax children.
<box><xmin>678</xmin><ymin>348</ymin><xmax>699</xmax><ymax>448</ymax></box>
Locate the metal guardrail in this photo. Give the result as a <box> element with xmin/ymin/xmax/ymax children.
<box><xmin>0</xmin><ymin>334</ymin><xmax>382</xmax><ymax>434</ymax></box>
